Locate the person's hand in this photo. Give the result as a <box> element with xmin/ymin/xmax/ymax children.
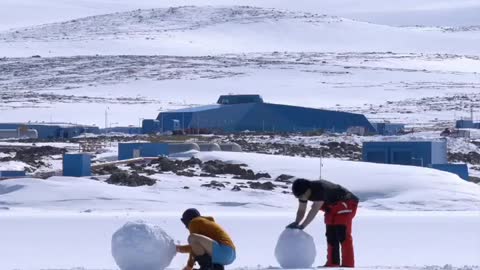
<box><xmin>286</xmin><ymin>222</ymin><xmax>299</xmax><ymax>229</ymax></box>
<box><xmin>183</xmin><ymin>266</ymin><xmax>193</xmax><ymax>270</ymax></box>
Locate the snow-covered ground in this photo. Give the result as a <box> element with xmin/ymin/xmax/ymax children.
<box><xmin>1</xmin><ymin>4</ymin><xmax>479</xmax><ymax>127</ymax></box>
<box><xmin>2</xmin><ymin>152</ymin><xmax>479</xmax><ymax>212</ymax></box>
<box><xmin>1</xmin><ymin>1</ymin><xmax>480</xmax><ymax>269</ymax></box>
<box><xmin>1</xmin><ymin>152</ymin><xmax>480</xmax><ymax>269</ymax></box>
<box><xmin>1</xmin><ymin>52</ymin><xmax>479</xmax><ymax>127</ymax></box>
<box><xmin>2</xmin><ymin>213</ymin><xmax>479</xmax><ymax>270</ymax></box>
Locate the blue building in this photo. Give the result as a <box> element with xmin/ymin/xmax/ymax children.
<box><xmin>102</xmin><ymin>126</ymin><xmax>142</xmax><ymax>135</ymax></box>
<box><xmin>371</xmin><ymin>122</ymin><xmax>405</xmax><ymax>136</ymax></box>
<box><xmin>363</xmin><ymin>141</ymin><xmax>447</xmax><ymax>166</ymax></box>
<box><xmin>118</xmin><ymin>143</ymin><xmax>169</xmax><ymax>160</ymax></box>
<box><xmin>429</xmin><ymin>164</ymin><xmax>469</xmax><ymax>181</ymax></box>
<box><xmin>63</xmin><ymin>153</ymin><xmax>91</xmax><ymax>177</ymax></box>
<box><xmin>455</xmin><ymin>120</ymin><xmax>475</xmax><ymax>129</ymax></box>
<box><xmin>0</xmin><ymin>170</ymin><xmax>26</xmax><ymax>178</ymax></box>
<box><xmin>142</xmin><ymin>120</ymin><xmax>162</xmax><ymax>134</ymax></box>
<box><xmin>0</xmin><ymin>123</ymin><xmax>100</xmax><ymax>139</ymax></box>
<box><xmin>149</xmin><ymin>95</ymin><xmax>375</xmax><ymax>134</ymax></box>
<box><xmin>362</xmin><ymin>140</ymin><xmax>469</xmax><ymax>180</ymax></box>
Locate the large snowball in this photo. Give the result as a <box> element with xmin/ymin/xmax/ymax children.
<box><xmin>274</xmin><ymin>229</ymin><xmax>317</xmax><ymax>269</ymax></box>
<box><xmin>111</xmin><ymin>221</ymin><xmax>176</xmax><ymax>270</ymax></box>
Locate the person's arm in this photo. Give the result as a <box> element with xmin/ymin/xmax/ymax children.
<box><xmin>179</xmin><ymin>220</ymin><xmax>200</xmax><ymax>269</ymax></box>
<box><xmin>287</xmin><ymin>201</ymin><xmax>307</xmax><ymax>228</ymax></box>
<box><xmin>176</xmin><ymin>245</ymin><xmax>192</xmax><ymax>253</ymax></box>
<box><xmin>176</xmin><ymin>244</ymin><xmax>194</xmax><ymax>270</ymax></box>
<box><xmin>300</xmin><ymin>201</ymin><xmax>324</xmax><ymax>229</ymax></box>
<box><xmin>295</xmin><ymin>201</ymin><xmax>308</xmax><ymax>223</ymax></box>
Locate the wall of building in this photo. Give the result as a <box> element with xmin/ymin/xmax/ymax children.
<box><xmin>103</xmin><ymin>126</ymin><xmax>142</xmax><ymax>135</ymax></box>
<box><xmin>0</xmin><ymin>123</ymin><xmax>99</xmax><ymax>139</ymax></box>
<box><xmin>0</xmin><ymin>170</ymin><xmax>26</xmax><ymax>178</ymax></box>
<box><xmin>156</xmin><ymin>102</ymin><xmax>374</xmax><ymax>134</ymax></box>
<box><xmin>371</xmin><ymin>123</ymin><xmax>405</xmax><ymax>135</ymax></box>
<box><xmin>142</xmin><ymin>120</ymin><xmax>161</xmax><ymax>134</ymax></box>
<box><xmin>431</xmin><ymin>141</ymin><xmax>448</xmax><ymax>164</ymax></box>
<box><xmin>0</xmin><ymin>129</ymin><xmax>38</xmax><ymax>139</ymax></box>
<box><xmin>455</xmin><ymin>120</ymin><xmax>475</xmax><ymax>129</ymax></box>
<box><xmin>362</xmin><ymin>141</ymin><xmax>439</xmax><ymax>166</ymax></box>
<box><xmin>118</xmin><ymin>143</ymin><xmax>169</xmax><ymax>160</ymax></box>
<box><xmin>430</xmin><ymin>164</ymin><xmax>469</xmax><ymax>180</ymax></box>
<box><xmin>63</xmin><ymin>154</ymin><xmax>91</xmax><ymax>177</ymax></box>
<box><xmin>363</xmin><ymin>141</ymin><xmax>469</xmax><ymax>180</ymax></box>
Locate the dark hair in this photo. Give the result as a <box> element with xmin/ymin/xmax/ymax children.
<box><xmin>181</xmin><ymin>208</ymin><xmax>201</xmax><ymax>228</ymax></box>
<box><xmin>292</xmin><ymin>179</ymin><xmax>311</xmax><ymax>197</ymax></box>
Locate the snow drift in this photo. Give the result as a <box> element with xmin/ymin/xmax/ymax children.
<box><xmin>1</xmin><ymin>152</ymin><xmax>480</xmax><ymax>212</ymax></box>
<box><xmin>275</xmin><ymin>229</ymin><xmax>317</xmax><ymax>268</ymax></box>
<box><xmin>111</xmin><ymin>221</ymin><xmax>176</xmax><ymax>270</ymax></box>
<box><xmin>196</xmin><ymin>152</ymin><xmax>480</xmax><ymax>211</ymax></box>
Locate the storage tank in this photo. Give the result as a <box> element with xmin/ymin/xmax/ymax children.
<box><xmin>168</xmin><ymin>143</ymin><xmax>200</xmax><ymax>154</ymax></box>
<box><xmin>197</xmin><ymin>143</ymin><xmax>221</xmax><ymax>151</ymax></box>
<box><xmin>219</xmin><ymin>143</ymin><xmax>242</xmax><ymax>152</ymax></box>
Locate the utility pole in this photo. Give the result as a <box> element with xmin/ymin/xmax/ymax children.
<box><xmin>319</xmin><ymin>148</ymin><xmax>323</xmax><ymax>180</ymax></box>
<box><xmin>104</xmin><ymin>108</ymin><xmax>108</xmax><ymax>136</ymax></box>
<box><xmin>104</xmin><ymin>106</ymin><xmax>110</xmax><ymax>136</ymax></box>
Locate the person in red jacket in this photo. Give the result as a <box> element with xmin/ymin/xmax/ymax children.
<box><xmin>286</xmin><ymin>179</ymin><xmax>359</xmax><ymax>267</ymax></box>
<box><xmin>176</xmin><ymin>208</ymin><xmax>236</xmax><ymax>270</ymax></box>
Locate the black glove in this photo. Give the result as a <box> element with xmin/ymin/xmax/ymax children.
<box><xmin>286</xmin><ymin>222</ymin><xmax>302</xmax><ymax>229</ymax></box>
<box><xmin>286</xmin><ymin>222</ymin><xmax>298</xmax><ymax>229</ymax></box>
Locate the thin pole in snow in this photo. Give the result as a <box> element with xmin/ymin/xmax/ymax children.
<box><xmin>104</xmin><ymin>108</ymin><xmax>108</xmax><ymax>136</ymax></box>
<box><xmin>319</xmin><ymin>148</ymin><xmax>323</xmax><ymax>180</ymax></box>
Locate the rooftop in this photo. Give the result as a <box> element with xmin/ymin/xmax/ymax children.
<box><xmin>217</xmin><ymin>94</ymin><xmax>264</xmax><ymax>105</ymax></box>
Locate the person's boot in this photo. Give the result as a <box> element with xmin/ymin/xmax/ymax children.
<box><xmin>195</xmin><ymin>254</ymin><xmax>213</xmax><ymax>270</ymax></box>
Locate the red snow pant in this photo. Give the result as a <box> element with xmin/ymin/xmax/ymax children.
<box><xmin>323</xmin><ymin>200</ymin><xmax>358</xmax><ymax>267</ymax></box>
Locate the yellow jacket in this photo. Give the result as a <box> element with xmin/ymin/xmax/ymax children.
<box><xmin>177</xmin><ymin>216</ymin><xmax>235</xmax><ymax>267</ymax></box>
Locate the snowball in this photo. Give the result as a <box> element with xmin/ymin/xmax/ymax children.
<box><xmin>274</xmin><ymin>229</ymin><xmax>317</xmax><ymax>269</ymax></box>
<box><xmin>111</xmin><ymin>221</ymin><xmax>176</xmax><ymax>270</ymax></box>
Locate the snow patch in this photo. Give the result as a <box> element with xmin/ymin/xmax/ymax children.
<box><xmin>0</xmin><ymin>160</ymin><xmax>31</xmax><ymax>171</ymax></box>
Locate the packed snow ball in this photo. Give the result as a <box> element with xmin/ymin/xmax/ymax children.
<box><xmin>111</xmin><ymin>221</ymin><xmax>176</xmax><ymax>270</ymax></box>
<box><xmin>275</xmin><ymin>229</ymin><xmax>317</xmax><ymax>269</ymax></box>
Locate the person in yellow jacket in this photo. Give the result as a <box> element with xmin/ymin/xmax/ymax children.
<box><xmin>176</xmin><ymin>208</ymin><xmax>236</xmax><ymax>270</ymax></box>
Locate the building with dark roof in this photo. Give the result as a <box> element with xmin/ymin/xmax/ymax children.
<box><xmin>145</xmin><ymin>95</ymin><xmax>374</xmax><ymax>134</ymax></box>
